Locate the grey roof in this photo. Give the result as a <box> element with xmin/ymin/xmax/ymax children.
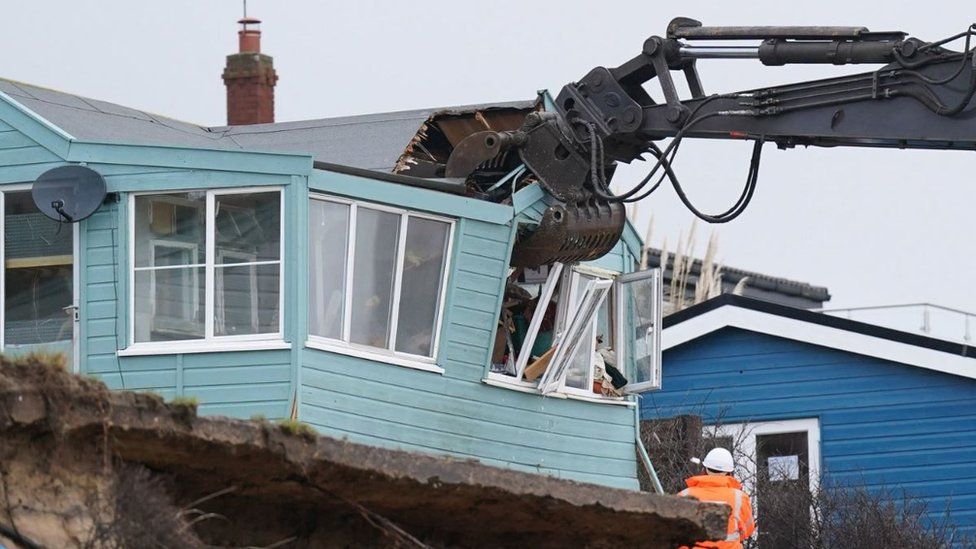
<box><xmin>645</xmin><ymin>248</ymin><xmax>831</xmax><ymax>308</ymax></box>
<box><xmin>210</xmin><ymin>100</ymin><xmax>535</xmax><ymax>172</ymax></box>
<box><xmin>0</xmin><ymin>79</ymin><xmax>238</xmax><ymax>151</ymax></box>
<box><xmin>0</xmin><ymin>77</ymin><xmax>533</xmax><ymax>172</ymax></box>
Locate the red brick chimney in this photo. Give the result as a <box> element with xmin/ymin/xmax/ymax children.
<box><xmin>222</xmin><ymin>17</ymin><xmax>278</xmax><ymax>125</ymax></box>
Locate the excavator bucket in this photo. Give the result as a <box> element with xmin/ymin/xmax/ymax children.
<box><xmin>511</xmin><ymin>199</ymin><xmax>625</xmax><ymax>268</ymax></box>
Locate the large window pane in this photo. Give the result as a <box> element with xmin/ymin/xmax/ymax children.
<box><xmin>394</xmin><ymin>217</ymin><xmax>449</xmax><ymax>357</ymax></box>
<box><xmin>133</xmin><ymin>193</ymin><xmax>205</xmax><ymax>268</ymax></box>
<box><xmin>309</xmin><ymin>200</ymin><xmax>349</xmax><ymax>340</ymax></box>
<box><xmin>565</xmin><ymin>273</ymin><xmax>598</xmax><ymax>390</ymax></box>
<box><xmin>215</xmin><ymin>192</ymin><xmax>280</xmax><ymax>263</ymax></box>
<box><xmin>349</xmin><ymin>208</ymin><xmax>399</xmax><ymax>348</ymax></box>
<box><xmin>4</xmin><ymin>191</ymin><xmax>73</xmax><ymax>346</ymax></box>
<box><xmin>619</xmin><ymin>273</ymin><xmax>658</xmax><ymax>386</ymax></box>
<box><xmin>134</xmin><ymin>267</ymin><xmax>204</xmax><ymax>342</ymax></box>
<box><xmin>215</xmin><ymin>264</ymin><xmax>279</xmax><ymax>336</ymax></box>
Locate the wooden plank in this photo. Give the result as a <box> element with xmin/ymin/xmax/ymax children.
<box><xmin>442</xmin><ymin>341</ymin><xmax>488</xmax><ymax>368</ymax></box>
<box><xmin>182</xmin><ymin>349</ymin><xmax>291</xmax><ymax>368</ymax></box>
<box><xmin>0</xmin><ymin>130</ymin><xmax>35</xmax><ymax>150</ymax></box>
<box><xmin>451</xmin><ymin>288</ymin><xmax>498</xmax><ymax>315</ymax></box>
<box><xmin>183</xmin><ymin>364</ymin><xmax>291</xmax><ymax>386</ymax></box>
<box><xmin>301</xmin><ymin>367</ymin><xmax>635</xmax><ymax>444</ymax></box>
<box><xmin>86</xmin><ymin>264</ymin><xmax>116</xmax><ymax>284</ymax></box>
<box><xmin>198</xmin><ymin>401</ymin><xmax>289</xmax><ymax>420</ymax></box>
<box><xmin>5</xmin><ymin>254</ymin><xmax>72</xmax><ymax>269</ymax></box>
<box><xmin>459</xmin><ymin>234</ymin><xmax>509</xmax><ymax>259</ymax></box>
<box><xmin>301</xmin><ymin>349</ymin><xmax>634</xmax><ymax>426</ymax></box>
<box><xmin>454</xmin><ymin>270</ymin><xmax>502</xmax><ymax>298</ymax></box>
<box><xmin>0</xmin><ymin>145</ymin><xmax>60</xmax><ymax>167</ymax></box>
<box><xmin>188</xmin><ymin>382</ymin><xmax>291</xmax><ymax>404</ymax></box>
<box><xmin>300</xmin><ymin>399</ymin><xmax>636</xmax><ymax>477</ymax></box>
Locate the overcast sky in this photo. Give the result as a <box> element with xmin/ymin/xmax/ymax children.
<box><xmin>4</xmin><ymin>1</ymin><xmax>974</xmax><ymax>328</ymax></box>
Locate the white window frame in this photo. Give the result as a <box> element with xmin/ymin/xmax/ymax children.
<box><xmin>708</xmin><ymin>417</ymin><xmax>822</xmax><ymax>496</ymax></box>
<box><xmin>540</xmin><ymin>277</ymin><xmax>613</xmax><ymax>394</ymax></box>
<box><xmin>305</xmin><ymin>194</ymin><xmax>455</xmax><ymax>373</ymax></box>
<box><xmin>122</xmin><ymin>187</ymin><xmax>286</xmax><ymax>355</ymax></box>
<box><xmin>148</xmin><ymin>239</ymin><xmax>201</xmax><ymax>337</ymax></box>
<box><xmin>487</xmin><ymin>263</ymin><xmax>642</xmax><ymax>405</ymax></box>
<box><xmin>215</xmin><ymin>249</ymin><xmax>260</xmax><ymax>335</ymax></box>
<box><xmin>615</xmin><ymin>268</ymin><xmax>663</xmax><ymax>393</ymax></box>
<box><xmin>552</xmin><ymin>266</ymin><xmax>617</xmax><ymax>398</ymax></box>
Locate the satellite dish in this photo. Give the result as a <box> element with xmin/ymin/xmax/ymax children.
<box><xmin>31</xmin><ymin>165</ymin><xmax>107</xmax><ymax>223</ymax></box>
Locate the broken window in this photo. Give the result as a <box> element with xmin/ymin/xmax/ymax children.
<box><xmin>308</xmin><ymin>196</ymin><xmax>452</xmax><ymax>362</ymax></box>
<box><xmin>3</xmin><ymin>190</ymin><xmax>74</xmax><ymax>349</ymax></box>
<box><xmin>493</xmin><ymin>263</ymin><xmax>661</xmax><ymax>399</ymax></box>
<box><xmin>130</xmin><ymin>188</ymin><xmax>283</xmax><ymax>346</ymax></box>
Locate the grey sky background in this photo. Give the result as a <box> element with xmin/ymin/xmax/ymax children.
<box><xmin>4</xmin><ymin>1</ymin><xmax>974</xmax><ymax>319</ymax></box>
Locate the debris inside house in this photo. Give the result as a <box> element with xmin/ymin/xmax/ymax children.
<box><xmin>491</xmin><ymin>264</ymin><xmax>631</xmax><ymax>398</ymax></box>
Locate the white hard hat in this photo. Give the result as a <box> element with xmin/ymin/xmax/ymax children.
<box><xmin>702</xmin><ymin>448</ymin><xmax>735</xmax><ymax>473</ymax></box>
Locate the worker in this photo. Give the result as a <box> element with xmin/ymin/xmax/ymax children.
<box><xmin>677</xmin><ymin>448</ymin><xmax>755</xmax><ymax>549</ymax></box>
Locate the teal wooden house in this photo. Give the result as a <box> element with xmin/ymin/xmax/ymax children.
<box><xmin>0</xmin><ymin>77</ymin><xmax>664</xmax><ymax>490</ymax></box>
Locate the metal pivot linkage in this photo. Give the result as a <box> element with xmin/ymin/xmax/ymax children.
<box><xmin>512</xmin><ymin>17</ymin><xmax>976</xmax><ymax>225</ymax></box>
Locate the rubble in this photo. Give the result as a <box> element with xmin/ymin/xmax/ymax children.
<box><xmin>0</xmin><ymin>355</ymin><xmax>728</xmax><ymax>548</ymax></box>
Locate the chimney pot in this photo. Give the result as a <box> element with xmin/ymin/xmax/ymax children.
<box><xmin>238</xmin><ymin>17</ymin><xmax>262</xmax><ymax>52</ymax></box>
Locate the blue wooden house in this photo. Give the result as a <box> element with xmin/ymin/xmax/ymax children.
<box><xmin>642</xmin><ymin>294</ymin><xmax>976</xmax><ymax>542</ymax></box>
<box><xmin>0</xmin><ymin>77</ymin><xmax>667</xmax><ymax>490</ymax></box>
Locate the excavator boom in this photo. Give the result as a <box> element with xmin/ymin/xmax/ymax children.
<box><xmin>447</xmin><ymin>18</ymin><xmax>976</xmax><ymax>266</ymax></box>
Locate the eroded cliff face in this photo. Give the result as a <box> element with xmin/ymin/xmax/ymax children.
<box><xmin>0</xmin><ymin>356</ymin><xmax>727</xmax><ymax>548</ymax></box>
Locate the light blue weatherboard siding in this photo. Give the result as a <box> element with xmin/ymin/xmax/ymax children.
<box><xmin>0</xmin><ymin>95</ymin><xmax>643</xmax><ymax>489</ymax></box>
<box><xmin>643</xmin><ymin>327</ymin><xmax>976</xmax><ymax>540</ymax></box>
<box><xmin>77</xmin><ymin>167</ymin><xmax>295</xmax><ymax>419</ymax></box>
<box><xmin>299</xmin><ymin>214</ymin><xmax>640</xmax><ymax>489</ymax></box>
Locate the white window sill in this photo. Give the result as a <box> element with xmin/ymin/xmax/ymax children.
<box><xmin>117</xmin><ymin>339</ymin><xmax>291</xmax><ymax>357</ymax></box>
<box><xmin>483</xmin><ymin>373</ymin><xmax>636</xmax><ymax>407</ymax></box>
<box><xmin>304</xmin><ymin>338</ymin><xmax>445</xmax><ymax>375</ymax></box>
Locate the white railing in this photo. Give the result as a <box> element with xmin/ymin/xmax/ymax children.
<box><xmin>813</xmin><ymin>303</ymin><xmax>974</xmax><ymax>344</ymax></box>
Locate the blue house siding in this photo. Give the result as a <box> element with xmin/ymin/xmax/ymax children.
<box><xmin>298</xmin><ymin>212</ymin><xmax>640</xmax><ymax>489</ymax></box>
<box><xmin>643</xmin><ymin>327</ymin><xmax>976</xmax><ymax>539</ymax></box>
<box><xmin>0</xmin><ymin>92</ymin><xmax>648</xmax><ymax>491</ymax></box>
<box><xmin>76</xmin><ymin>167</ymin><xmax>298</xmax><ymax>420</ymax></box>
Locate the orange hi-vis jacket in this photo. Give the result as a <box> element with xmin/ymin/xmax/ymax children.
<box><xmin>677</xmin><ymin>475</ymin><xmax>755</xmax><ymax>549</ymax></box>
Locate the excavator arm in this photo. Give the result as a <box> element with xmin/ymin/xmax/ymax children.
<box><xmin>447</xmin><ymin>18</ymin><xmax>976</xmax><ymax>266</ymax></box>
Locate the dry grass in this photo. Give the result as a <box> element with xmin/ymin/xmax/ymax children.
<box><xmin>634</xmin><ymin>216</ymin><xmax>724</xmax><ymax>313</ymax></box>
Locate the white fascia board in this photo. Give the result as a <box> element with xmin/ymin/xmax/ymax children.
<box><xmin>663</xmin><ymin>306</ymin><xmax>976</xmax><ymax>381</ymax></box>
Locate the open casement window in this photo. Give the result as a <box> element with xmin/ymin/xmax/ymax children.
<box><xmin>615</xmin><ymin>268</ymin><xmax>663</xmax><ymax>392</ymax></box>
<box><xmin>307</xmin><ymin>195</ymin><xmax>453</xmax><ymax>363</ymax></box>
<box><xmin>509</xmin><ymin>265</ymin><xmax>662</xmax><ymax>398</ymax></box>
<box><xmin>130</xmin><ymin>188</ymin><xmax>283</xmax><ymax>346</ymax></box>
<box><xmin>539</xmin><ymin>278</ymin><xmax>613</xmax><ymax>394</ymax></box>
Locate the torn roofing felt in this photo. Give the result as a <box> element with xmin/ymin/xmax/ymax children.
<box><xmin>0</xmin><ymin>77</ymin><xmax>536</xmax><ymax>173</ymax></box>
